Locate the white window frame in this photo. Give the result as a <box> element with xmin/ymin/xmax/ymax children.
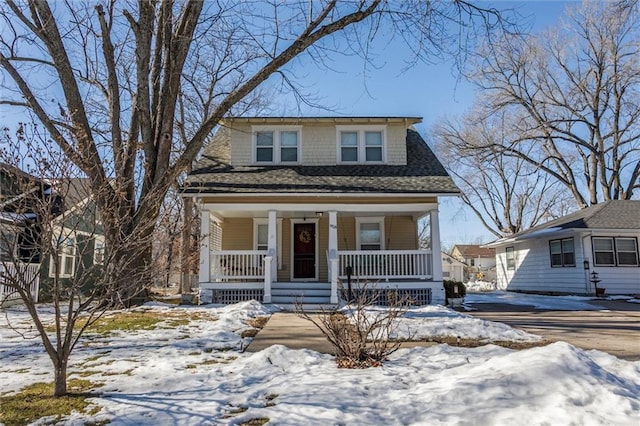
<box><xmin>549</xmin><ymin>237</ymin><xmax>575</xmax><ymax>268</ymax></box>
<box><xmin>336</xmin><ymin>125</ymin><xmax>386</xmax><ymax>164</ymax></box>
<box><xmin>253</xmin><ymin>218</ymin><xmax>283</xmax><ymax>268</ymax></box>
<box><xmin>49</xmin><ymin>231</ymin><xmax>77</xmax><ymax>278</ymax></box>
<box><xmin>505</xmin><ymin>246</ymin><xmax>515</xmax><ymax>270</ymax></box>
<box><xmin>355</xmin><ymin>216</ymin><xmax>385</xmax><ymax>251</ymax></box>
<box><xmin>93</xmin><ymin>235</ymin><xmax>105</xmax><ymax>265</ymax></box>
<box><xmin>252</xmin><ymin>125</ymin><xmax>302</xmax><ymax>164</ymax></box>
<box><xmin>593</xmin><ymin>236</ymin><xmax>639</xmax><ymax>267</ymax></box>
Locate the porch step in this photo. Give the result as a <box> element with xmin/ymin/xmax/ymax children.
<box><xmin>271</xmin><ymin>282</ymin><xmax>330</xmax><ymax>290</ymax></box>
<box><xmin>271</xmin><ymin>295</ymin><xmax>332</xmax><ymax>305</ymax></box>
<box><xmin>271</xmin><ymin>304</ymin><xmax>338</xmax><ymax>312</ymax></box>
<box><xmin>270</xmin><ymin>282</ymin><xmax>331</xmax><ymax>305</ymax></box>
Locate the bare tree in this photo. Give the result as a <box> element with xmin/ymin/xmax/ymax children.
<box><xmin>468</xmin><ymin>0</ymin><xmax>640</xmax><ymax>208</ymax></box>
<box><xmin>0</xmin><ymin>125</ymin><xmax>150</xmax><ymax>396</ymax></box>
<box><xmin>435</xmin><ymin>110</ymin><xmax>571</xmax><ymax>237</ymax></box>
<box><xmin>0</xmin><ymin>1</ymin><xmax>509</xmax><ymax>305</ymax></box>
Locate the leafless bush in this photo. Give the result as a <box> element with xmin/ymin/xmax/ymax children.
<box><xmin>297</xmin><ymin>284</ymin><xmax>412</xmax><ymax>368</ymax></box>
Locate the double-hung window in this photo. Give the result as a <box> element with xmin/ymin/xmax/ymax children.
<box><xmin>253</xmin><ymin>218</ymin><xmax>283</xmax><ymax>268</ymax></box>
<box><xmin>50</xmin><ymin>234</ymin><xmax>76</xmax><ymax>277</ymax></box>
<box><xmin>355</xmin><ymin>217</ymin><xmax>385</xmax><ymax>251</ymax></box>
<box><xmin>593</xmin><ymin>237</ymin><xmax>639</xmax><ymax>266</ymax></box>
<box><xmin>505</xmin><ymin>247</ymin><xmax>515</xmax><ymax>270</ymax></box>
<box><xmin>549</xmin><ymin>238</ymin><xmax>575</xmax><ymax>267</ymax></box>
<box><xmin>337</xmin><ymin>126</ymin><xmax>386</xmax><ymax>163</ymax></box>
<box><xmin>254</xmin><ymin>127</ymin><xmax>301</xmax><ymax>164</ymax></box>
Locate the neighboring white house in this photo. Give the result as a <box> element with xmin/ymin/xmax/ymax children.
<box><xmin>450</xmin><ymin>244</ymin><xmax>496</xmax><ymax>282</ymax></box>
<box><xmin>486</xmin><ymin>200</ymin><xmax>640</xmax><ymax>296</ymax></box>
<box><xmin>183</xmin><ymin>116</ymin><xmax>461</xmax><ymax>307</ymax></box>
<box><xmin>441</xmin><ymin>251</ymin><xmax>465</xmax><ymax>282</ymax></box>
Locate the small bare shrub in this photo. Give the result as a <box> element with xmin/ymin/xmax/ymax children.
<box><xmin>297</xmin><ymin>284</ymin><xmax>412</xmax><ymax>368</ymax></box>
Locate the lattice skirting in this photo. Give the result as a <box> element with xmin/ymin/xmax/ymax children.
<box><xmin>207</xmin><ymin>289</ymin><xmax>264</xmax><ymax>304</ymax></box>
<box><xmin>340</xmin><ymin>288</ymin><xmax>432</xmax><ymax>306</ymax></box>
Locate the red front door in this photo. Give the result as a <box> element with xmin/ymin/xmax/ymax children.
<box><xmin>293</xmin><ymin>223</ymin><xmax>316</xmax><ymax>279</ymax></box>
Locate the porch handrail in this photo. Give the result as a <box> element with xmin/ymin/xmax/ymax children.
<box><xmin>337</xmin><ymin>249</ymin><xmax>432</xmax><ymax>280</ymax></box>
<box><xmin>0</xmin><ymin>262</ymin><xmax>40</xmax><ymax>303</ymax></box>
<box><xmin>210</xmin><ymin>250</ymin><xmax>268</xmax><ymax>281</ymax></box>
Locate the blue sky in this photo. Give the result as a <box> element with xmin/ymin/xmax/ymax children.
<box><xmin>0</xmin><ymin>1</ymin><xmax>574</xmax><ymax>249</ymax></box>
<box><xmin>270</xmin><ymin>0</ymin><xmax>574</xmax><ymax>248</ymax></box>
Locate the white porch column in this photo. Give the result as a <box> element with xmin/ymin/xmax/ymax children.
<box><xmin>199</xmin><ymin>209</ymin><xmax>211</xmax><ymax>284</ymax></box>
<box><xmin>268</xmin><ymin>210</ymin><xmax>277</xmax><ymax>282</ymax></box>
<box><xmin>430</xmin><ymin>208</ymin><xmax>443</xmax><ymax>281</ymax></box>
<box><xmin>328</xmin><ymin>211</ymin><xmax>339</xmax><ymax>303</ymax></box>
<box><xmin>263</xmin><ymin>256</ymin><xmax>272</xmax><ymax>303</ymax></box>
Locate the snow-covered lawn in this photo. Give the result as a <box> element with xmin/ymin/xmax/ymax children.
<box><xmin>464</xmin><ymin>289</ymin><xmax>637</xmax><ymax>310</ymax></box>
<box><xmin>1</xmin><ymin>299</ymin><xmax>639</xmax><ymax>425</ymax></box>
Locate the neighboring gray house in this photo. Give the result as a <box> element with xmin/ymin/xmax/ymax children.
<box><xmin>487</xmin><ymin>200</ymin><xmax>640</xmax><ymax>296</ymax></box>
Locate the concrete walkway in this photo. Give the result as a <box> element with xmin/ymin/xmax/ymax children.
<box><xmin>244</xmin><ymin>313</ymin><xmax>335</xmax><ymax>354</ymax></box>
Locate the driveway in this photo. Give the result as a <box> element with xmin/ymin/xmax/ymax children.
<box><xmin>465</xmin><ymin>299</ymin><xmax>640</xmax><ymax>361</ymax></box>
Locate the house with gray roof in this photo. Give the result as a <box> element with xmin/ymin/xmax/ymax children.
<box><xmin>486</xmin><ymin>200</ymin><xmax>640</xmax><ymax>296</ymax></box>
<box><xmin>183</xmin><ymin>117</ymin><xmax>460</xmax><ymax>306</ymax></box>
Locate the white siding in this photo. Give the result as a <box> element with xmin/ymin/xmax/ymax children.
<box><xmin>495</xmin><ymin>230</ymin><xmax>640</xmax><ymax>295</ymax></box>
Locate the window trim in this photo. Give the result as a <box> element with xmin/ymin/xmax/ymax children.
<box><xmin>93</xmin><ymin>235</ymin><xmax>105</xmax><ymax>265</ymax></box>
<box><xmin>253</xmin><ymin>218</ymin><xmax>283</xmax><ymax>268</ymax></box>
<box><xmin>592</xmin><ymin>236</ymin><xmax>639</xmax><ymax>267</ymax></box>
<box><xmin>505</xmin><ymin>246</ymin><xmax>515</xmax><ymax>270</ymax></box>
<box><xmin>252</xmin><ymin>125</ymin><xmax>302</xmax><ymax>164</ymax></box>
<box><xmin>355</xmin><ymin>216</ymin><xmax>385</xmax><ymax>251</ymax></box>
<box><xmin>336</xmin><ymin>125</ymin><xmax>387</xmax><ymax>164</ymax></box>
<box><xmin>549</xmin><ymin>237</ymin><xmax>575</xmax><ymax>268</ymax></box>
<box><xmin>49</xmin><ymin>233</ymin><xmax>77</xmax><ymax>278</ymax></box>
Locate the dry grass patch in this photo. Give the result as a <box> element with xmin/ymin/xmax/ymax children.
<box><xmin>0</xmin><ymin>379</ymin><xmax>102</xmax><ymax>426</ymax></box>
<box><xmin>402</xmin><ymin>336</ymin><xmax>551</xmax><ymax>350</ymax></box>
<box><xmin>240</xmin><ymin>418</ymin><xmax>270</xmax><ymax>426</ymax></box>
<box><xmin>242</xmin><ymin>316</ymin><xmax>270</xmax><ymax>338</ymax></box>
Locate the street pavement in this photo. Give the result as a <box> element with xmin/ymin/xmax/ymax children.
<box><xmin>464</xmin><ymin>299</ymin><xmax>640</xmax><ymax>361</ymax></box>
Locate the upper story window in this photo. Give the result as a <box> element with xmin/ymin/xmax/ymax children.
<box><xmin>336</xmin><ymin>125</ymin><xmax>386</xmax><ymax>164</ymax></box>
<box><xmin>593</xmin><ymin>237</ymin><xmax>639</xmax><ymax>266</ymax></box>
<box><xmin>549</xmin><ymin>237</ymin><xmax>575</xmax><ymax>267</ymax></box>
<box><xmin>253</xmin><ymin>126</ymin><xmax>301</xmax><ymax>164</ymax></box>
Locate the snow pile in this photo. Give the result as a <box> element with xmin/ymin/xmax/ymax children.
<box><xmin>465</xmin><ymin>280</ymin><xmax>498</xmax><ymax>292</ymax></box>
<box><xmin>345</xmin><ymin>304</ymin><xmax>541</xmax><ymax>342</ymax></box>
<box><xmin>2</xmin><ymin>300</ymin><xmax>639</xmax><ymax>425</ymax></box>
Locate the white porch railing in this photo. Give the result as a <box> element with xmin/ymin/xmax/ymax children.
<box><xmin>0</xmin><ymin>262</ymin><xmax>40</xmax><ymax>303</ymax></box>
<box><xmin>337</xmin><ymin>250</ymin><xmax>432</xmax><ymax>280</ymax></box>
<box><xmin>209</xmin><ymin>250</ymin><xmax>268</xmax><ymax>281</ymax></box>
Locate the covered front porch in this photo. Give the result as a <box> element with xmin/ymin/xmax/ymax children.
<box><xmin>196</xmin><ymin>200</ymin><xmax>445</xmax><ymax>306</ymax></box>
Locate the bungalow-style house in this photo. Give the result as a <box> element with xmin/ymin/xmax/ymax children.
<box><xmin>183</xmin><ymin>117</ymin><xmax>460</xmax><ymax>306</ymax></box>
<box><xmin>450</xmin><ymin>244</ymin><xmax>496</xmax><ymax>282</ymax></box>
<box><xmin>0</xmin><ymin>164</ymin><xmax>104</xmax><ymax>304</ymax></box>
<box><xmin>487</xmin><ymin>200</ymin><xmax>640</xmax><ymax>296</ymax></box>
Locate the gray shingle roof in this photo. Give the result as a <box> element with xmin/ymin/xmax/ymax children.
<box><xmin>512</xmin><ymin>200</ymin><xmax>640</xmax><ymax>238</ymax></box>
<box><xmin>184</xmin><ymin>127</ymin><xmax>460</xmax><ymax>195</ymax></box>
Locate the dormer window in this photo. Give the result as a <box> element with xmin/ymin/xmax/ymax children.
<box><xmin>337</xmin><ymin>125</ymin><xmax>386</xmax><ymax>163</ymax></box>
<box><xmin>253</xmin><ymin>126</ymin><xmax>301</xmax><ymax>164</ymax></box>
